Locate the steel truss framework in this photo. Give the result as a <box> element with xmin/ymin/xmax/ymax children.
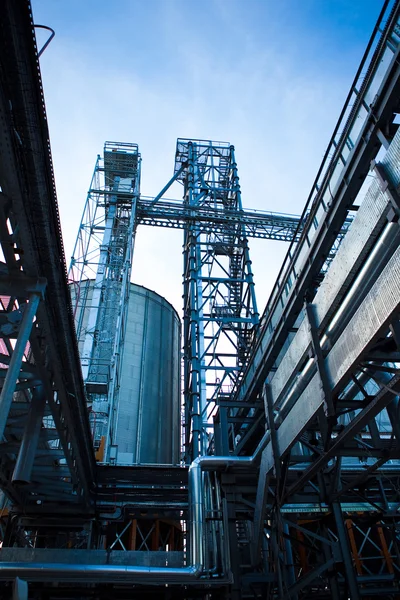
<box><xmin>0</xmin><ymin>0</ymin><xmax>95</xmax><ymax>515</ymax></box>
<box><xmin>69</xmin><ymin>142</ymin><xmax>141</xmax><ymax>461</ymax></box>
<box><xmin>175</xmin><ymin>139</ymin><xmax>259</xmax><ymax>459</ymax></box>
<box><xmin>69</xmin><ymin>138</ymin><xmax>303</xmax><ymax>464</ymax></box>
<box><xmin>216</xmin><ymin>2</ymin><xmax>400</xmax><ymax>597</ymax></box>
<box><xmin>0</xmin><ymin>1</ymin><xmax>400</xmax><ymax>600</ymax></box>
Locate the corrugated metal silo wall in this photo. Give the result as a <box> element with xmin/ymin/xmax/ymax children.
<box><xmin>69</xmin><ymin>281</ymin><xmax>181</xmax><ymax>465</ymax></box>
<box><xmin>116</xmin><ymin>284</ymin><xmax>181</xmax><ymax>465</ymax></box>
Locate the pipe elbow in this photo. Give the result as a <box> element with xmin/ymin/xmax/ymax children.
<box><xmin>189</xmin><ymin>457</ymin><xmax>202</xmax><ymax>471</ymax></box>
<box><xmin>188</xmin><ymin>564</ymin><xmax>203</xmax><ymax>578</ymax></box>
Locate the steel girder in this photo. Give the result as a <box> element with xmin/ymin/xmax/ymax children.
<box><xmin>137</xmin><ymin>197</ymin><xmax>302</xmax><ymax>241</ymax></box>
<box><xmin>0</xmin><ymin>0</ymin><xmax>96</xmax><ymax>511</ymax></box>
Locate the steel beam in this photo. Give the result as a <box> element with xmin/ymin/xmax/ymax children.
<box><xmin>0</xmin><ymin>292</ymin><xmax>41</xmax><ymax>442</ymax></box>
<box><xmin>284</xmin><ymin>371</ymin><xmax>400</xmax><ymax>500</ymax></box>
<box><xmin>12</xmin><ymin>385</ymin><xmax>46</xmax><ymax>484</ymax></box>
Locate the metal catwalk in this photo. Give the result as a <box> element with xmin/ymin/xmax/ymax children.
<box><xmin>0</xmin><ymin>0</ymin><xmax>399</xmax><ymax>599</ymax></box>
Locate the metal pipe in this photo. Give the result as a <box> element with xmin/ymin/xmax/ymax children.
<box><xmin>12</xmin><ymin>385</ymin><xmax>46</xmax><ymax>484</ymax></box>
<box><xmin>34</xmin><ymin>24</ymin><xmax>55</xmax><ymax>58</ymax></box>
<box><xmin>283</xmin><ymin>522</ymin><xmax>297</xmax><ymax>596</ymax></box>
<box><xmin>322</xmin><ymin>221</ymin><xmax>400</xmax><ymax>346</ymax></box>
<box><xmin>0</xmin><ymin>437</ymin><xmax>270</xmax><ymax>584</ymax></box>
<box><xmin>332</xmin><ymin>502</ymin><xmax>361</xmax><ymax>600</ymax></box>
<box><xmin>274</xmin><ymin>221</ymin><xmax>400</xmax><ymax>419</ymax></box>
<box><xmin>188</xmin><ymin>459</ymin><xmax>204</xmax><ymax>568</ymax></box>
<box><xmin>104</xmin><ymin>175</ymin><xmax>140</xmax><ymax>461</ymax></box>
<box><xmin>205</xmin><ymin>471</ymin><xmax>218</xmax><ymax>573</ymax></box>
<box><xmin>0</xmin><ymin>563</ymin><xmax>202</xmax><ymax>584</ymax></box>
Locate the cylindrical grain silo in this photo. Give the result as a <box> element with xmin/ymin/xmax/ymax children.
<box><xmin>115</xmin><ymin>284</ymin><xmax>181</xmax><ymax>465</ymax></box>
<box><xmin>70</xmin><ymin>280</ymin><xmax>181</xmax><ymax>465</ymax></box>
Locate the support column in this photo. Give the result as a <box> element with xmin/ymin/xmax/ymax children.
<box><xmin>12</xmin><ymin>385</ymin><xmax>46</xmax><ymax>484</ymax></box>
<box><xmin>271</xmin><ymin>522</ymin><xmax>284</xmax><ymax>598</ymax></box>
<box><xmin>252</xmin><ymin>385</ymin><xmax>274</xmax><ymax>563</ymax></box>
<box><xmin>0</xmin><ymin>291</ymin><xmax>42</xmax><ymax>442</ymax></box>
<box><xmin>283</xmin><ymin>522</ymin><xmax>297</xmax><ymax>599</ymax></box>
<box><xmin>219</xmin><ymin>406</ymin><xmax>229</xmax><ymax>455</ymax></box>
<box><xmin>332</xmin><ymin>502</ymin><xmax>360</xmax><ymax>600</ymax></box>
<box><xmin>305</xmin><ymin>302</ymin><xmax>335</xmax><ymax>419</ymax></box>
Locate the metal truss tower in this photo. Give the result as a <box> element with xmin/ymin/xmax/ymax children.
<box><xmin>69</xmin><ymin>142</ymin><xmax>141</xmax><ymax>460</ymax></box>
<box><xmin>68</xmin><ymin>138</ymin><xmax>301</xmax><ymax>465</ymax></box>
<box><xmin>175</xmin><ymin>139</ymin><xmax>259</xmax><ymax>460</ymax></box>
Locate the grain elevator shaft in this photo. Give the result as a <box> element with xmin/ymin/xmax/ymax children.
<box><xmin>69</xmin><ymin>143</ymin><xmax>141</xmax><ymax>462</ymax></box>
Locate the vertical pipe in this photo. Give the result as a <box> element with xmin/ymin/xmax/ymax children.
<box><xmin>182</xmin><ymin>232</ymin><xmax>191</xmax><ymax>460</ymax></box>
<box><xmin>80</xmin><ymin>178</ymin><xmax>119</xmax><ymax>380</ymax></box>
<box><xmin>12</xmin><ymin>577</ymin><xmax>28</xmax><ymax>600</ymax></box>
<box><xmin>188</xmin><ymin>460</ymin><xmax>204</xmax><ymax>567</ymax></box>
<box><xmin>271</xmin><ymin>525</ymin><xmax>284</xmax><ymax>598</ymax></box>
<box><xmin>283</xmin><ymin>522</ymin><xmax>297</xmax><ymax>597</ymax></box>
<box><xmin>332</xmin><ymin>502</ymin><xmax>360</xmax><ymax>600</ymax></box>
<box><xmin>106</xmin><ymin>162</ymin><xmax>141</xmax><ymax>460</ymax></box>
<box><xmin>0</xmin><ymin>292</ymin><xmax>41</xmax><ymax>442</ymax></box>
<box><xmin>12</xmin><ymin>385</ymin><xmax>46</xmax><ymax>484</ymax></box>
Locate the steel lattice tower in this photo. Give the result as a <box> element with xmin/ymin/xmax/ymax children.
<box><xmin>69</xmin><ymin>142</ymin><xmax>141</xmax><ymax>460</ymax></box>
<box><xmin>174</xmin><ymin>139</ymin><xmax>259</xmax><ymax>460</ymax></box>
<box><xmin>68</xmin><ymin>138</ymin><xmax>300</xmax><ymax>465</ymax></box>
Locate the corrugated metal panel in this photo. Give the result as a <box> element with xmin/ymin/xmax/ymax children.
<box><xmin>268</xmin><ymin>177</ymin><xmax>388</xmax><ymax>406</ymax></box>
<box><xmin>264</xmin><ymin>244</ymin><xmax>400</xmax><ymax>478</ymax></box>
<box><xmin>382</xmin><ymin>126</ymin><xmax>400</xmax><ymax>186</ymax></box>
<box><xmin>267</xmin><ymin>129</ymin><xmax>400</xmax><ymax>407</ymax></box>
<box><xmin>269</xmin><ymin>318</ymin><xmax>310</xmax><ymax>405</ymax></box>
<box><xmin>70</xmin><ymin>281</ymin><xmax>181</xmax><ymax>466</ymax></box>
<box><xmin>326</xmin><ymin>244</ymin><xmax>400</xmax><ymax>392</ymax></box>
<box><xmin>314</xmin><ymin>178</ymin><xmax>389</xmax><ymax>330</ymax></box>
<box><xmin>262</xmin><ymin>374</ymin><xmax>323</xmax><ymax>476</ymax></box>
<box><xmin>115</xmin><ymin>284</ymin><xmax>181</xmax><ymax>465</ymax></box>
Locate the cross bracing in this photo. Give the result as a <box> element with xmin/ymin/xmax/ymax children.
<box><xmin>69</xmin><ymin>142</ymin><xmax>141</xmax><ymax>460</ymax></box>
<box><xmin>137</xmin><ymin>197</ymin><xmax>302</xmax><ymax>241</ymax></box>
<box><xmin>69</xmin><ymin>139</ymin><xmax>300</xmax><ymax>463</ymax></box>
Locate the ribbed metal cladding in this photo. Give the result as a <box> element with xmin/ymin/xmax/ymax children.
<box><xmin>326</xmin><ymin>244</ymin><xmax>400</xmax><ymax>393</ymax></box>
<box><xmin>115</xmin><ymin>284</ymin><xmax>181</xmax><ymax>465</ymax></box>
<box><xmin>382</xmin><ymin>126</ymin><xmax>400</xmax><ymax>185</ymax></box>
<box><xmin>71</xmin><ymin>281</ymin><xmax>181</xmax><ymax>465</ymax></box>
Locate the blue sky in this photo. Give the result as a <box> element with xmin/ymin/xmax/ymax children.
<box><xmin>32</xmin><ymin>0</ymin><xmax>384</xmax><ymax>313</ymax></box>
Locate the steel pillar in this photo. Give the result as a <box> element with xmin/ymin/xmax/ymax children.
<box><xmin>332</xmin><ymin>502</ymin><xmax>360</xmax><ymax>600</ymax></box>
<box><xmin>12</xmin><ymin>385</ymin><xmax>46</xmax><ymax>484</ymax></box>
<box><xmin>0</xmin><ymin>291</ymin><xmax>42</xmax><ymax>442</ymax></box>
